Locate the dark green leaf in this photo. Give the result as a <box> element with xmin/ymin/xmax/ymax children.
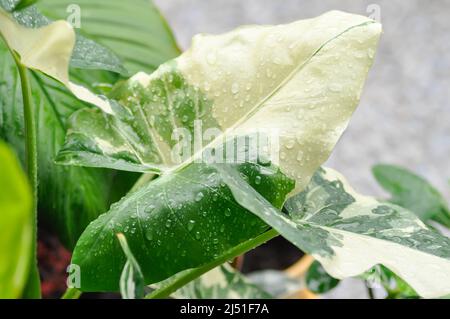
<box><xmin>373</xmin><ymin>164</ymin><xmax>450</xmax><ymax>227</ymax></box>
<box><xmin>11</xmin><ymin>0</ymin><xmax>37</xmax><ymax>12</ymax></box>
<box><xmin>72</xmin><ymin>159</ymin><xmax>294</xmax><ymax>292</ymax></box>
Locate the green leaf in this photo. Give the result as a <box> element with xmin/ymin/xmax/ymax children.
<box><xmin>58</xmin><ymin>11</ymin><xmax>381</xmax><ymax>196</ymax></box>
<box><xmin>306</xmin><ymin>260</ymin><xmax>339</xmax><ymax>294</ymax></box>
<box><xmin>0</xmin><ymin>2</ymin><xmax>175</xmax><ymax>247</ymax></box>
<box><xmin>362</xmin><ymin>265</ymin><xmax>418</xmax><ymax>299</ymax></box>
<box><xmin>72</xmin><ymin>155</ymin><xmax>295</xmax><ymax>292</ymax></box>
<box><xmin>11</xmin><ymin>0</ymin><xmax>37</xmax><ymax>12</ymax></box>
<box><xmin>38</xmin><ymin>0</ymin><xmax>181</xmax><ymax>75</ymax></box>
<box><xmin>219</xmin><ymin>166</ymin><xmax>450</xmax><ymax>298</ymax></box>
<box><xmin>65</xmin><ymin>11</ymin><xmax>382</xmax><ymax>291</ymax></box>
<box><xmin>0</xmin><ymin>0</ymin><xmax>126</xmax><ymax>75</ymax></box>
<box><xmin>0</xmin><ymin>40</ymin><xmax>121</xmax><ymax>247</ymax></box>
<box><xmin>117</xmin><ymin>233</ymin><xmax>145</xmax><ymax>299</ymax></box>
<box><xmin>373</xmin><ymin>164</ymin><xmax>450</xmax><ymax>227</ymax></box>
<box><xmin>0</xmin><ymin>141</ymin><xmax>32</xmax><ymax>298</ymax></box>
<box><xmin>167</xmin><ymin>264</ymin><xmax>272</xmax><ymax>299</ymax></box>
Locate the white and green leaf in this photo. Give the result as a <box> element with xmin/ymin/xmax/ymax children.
<box><xmin>38</xmin><ymin>0</ymin><xmax>181</xmax><ymax>75</ymax></box>
<box><xmin>57</xmin><ymin>11</ymin><xmax>381</xmax><ymax>194</ymax></box>
<box><xmin>169</xmin><ymin>264</ymin><xmax>272</xmax><ymax>299</ymax></box>
<box><xmin>0</xmin><ymin>6</ymin><xmax>118</xmax><ymax>113</ymax></box>
<box><xmin>117</xmin><ymin>233</ymin><xmax>145</xmax><ymax>299</ymax></box>
<box><xmin>217</xmin><ymin>166</ymin><xmax>450</xmax><ymax>298</ymax></box>
<box><xmin>64</xmin><ymin>11</ymin><xmax>384</xmax><ymax>292</ymax></box>
<box><xmin>0</xmin><ymin>0</ymin><xmax>126</xmax><ymax>74</ymax></box>
<box><xmin>373</xmin><ymin>164</ymin><xmax>450</xmax><ymax>227</ymax></box>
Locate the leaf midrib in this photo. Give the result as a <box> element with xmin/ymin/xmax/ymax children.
<box><xmin>166</xmin><ymin>21</ymin><xmax>377</xmax><ymax>177</ymax></box>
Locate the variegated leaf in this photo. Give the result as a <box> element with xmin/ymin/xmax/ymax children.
<box><xmin>0</xmin><ymin>7</ymin><xmax>118</xmax><ymax>113</ymax></box>
<box><xmin>169</xmin><ymin>264</ymin><xmax>272</xmax><ymax>299</ymax></box>
<box><xmin>64</xmin><ymin>11</ymin><xmax>383</xmax><ymax>292</ymax></box>
<box><xmin>217</xmin><ymin>166</ymin><xmax>450</xmax><ymax>298</ymax></box>
<box><xmin>57</xmin><ymin>11</ymin><xmax>381</xmax><ymax>194</ymax></box>
<box><xmin>117</xmin><ymin>233</ymin><xmax>145</xmax><ymax>299</ymax></box>
<box><xmin>373</xmin><ymin>164</ymin><xmax>450</xmax><ymax>227</ymax></box>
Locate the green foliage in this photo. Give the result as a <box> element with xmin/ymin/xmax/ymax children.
<box><xmin>72</xmin><ymin>159</ymin><xmax>294</xmax><ymax>291</ymax></box>
<box><xmin>373</xmin><ymin>164</ymin><xmax>450</xmax><ymax>227</ymax></box>
<box><xmin>11</xmin><ymin>0</ymin><xmax>37</xmax><ymax>12</ymax></box>
<box><xmin>0</xmin><ymin>141</ymin><xmax>32</xmax><ymax>298</ymax></box>
<box><xmin>306</xmin><ymin>261</ymin><xmax>339</xmax><ymax>294</ymax></box>
<box><xmin>38</xmin><ymin>0</ymin><xmax>181</xmax><ymax>75</ymax></box>
<box><xmin>117</xmin><ymin>233</ymin><xmax>145</xmax><ymax>299</ymax></box>
<box><xmin>0</xmin><ymin>0</ymin><xmax>178</xmax><ymax>247</ymax></box>
<box><xmin>0</xmin><ymin>1</ymin><xmax>449</xmax><ymax>300</ymax></box>
<box><xmin>170</xmin><ymin>264</ymin><xmax>272</xmax><ymax>299</ymax></box>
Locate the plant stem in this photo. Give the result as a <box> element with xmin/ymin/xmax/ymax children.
<box><xmin>366</xmin><ymin>281</ymin><xmax>375</xmax><ymax>299</ymax></box>
<box><xmin>61</xmin><ymin>288</ymin><xmax>82</xmax><ymax>299</ymax></box>
<box><xmin>146</xmin><ymin>229</ymin><xmax>279</xmax><ymax>299</ymax></box>
<box><xmin>16</xmin><ymin>60</ymin><xmax>41</xmax><ymax>298</ymax></box>
<box><xmin>130</xmin><ymin>173</ymin><xmax>155</xmax><ymax>193</ymax></box>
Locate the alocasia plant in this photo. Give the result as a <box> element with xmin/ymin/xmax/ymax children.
<box><xmin>53</xmin><ymin>10</ymin><xmax>450</xmax><ymax>298</ymax></box>
<box><xmin>53</xmin><ymin>11</ymin><xmax>385</xmax><ymax>293</ymax></box>
<box><xmin>0</xmin><ymin>0</ymin><xmax>180</xmax><ymax>248</ymax></box>
<box><xmin>1</xmin><ymin>1</ymin><xmax>450</xmax><ymax>300</ymax></box>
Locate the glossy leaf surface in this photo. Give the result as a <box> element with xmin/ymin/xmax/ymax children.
<box><xmin>0</xmin><ymin>142</ymin><xmax>32</xmax><ymax>298</ymax></box>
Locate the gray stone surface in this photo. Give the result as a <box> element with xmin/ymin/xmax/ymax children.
<box><xmin>155</xmin><ymin>0</ymin><xmax>450</xmax><ymax>200</ymax></box>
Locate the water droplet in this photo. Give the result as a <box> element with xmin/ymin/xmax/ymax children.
<box><xmin>231</xmin><ymin>83</ymin><xmax>239</xmax><ymax>95</ymax></box>
<box><xmin>187</xmin><ymin>220</ymin><xmax>196</xmax><ymax>231</ymax></box>
<box><xmin>195</xmin><ymin>192</ymin><xmax>204</xmax><ymax>202</ymax></box>
<box><xmin>255</xmin><ymin>175</ymin><xmax>262</xmax><ymax>185</ymax></box>
<box><xmin>166</xmin><ymin>219</ymin><xmax>172</xmax><ymax>228</ymax></box>
<box><xmin>285</xmin><ymin>140</ymin><xmax>295</xmax><ymax>149</ymax></box>
<box><xmin>225</xmin><ymin>209</ymin><xmax>232</xmax><ymax>217</ymax></box>
<box><xmin>145</xmin><ymin>229</ymin><xmax>153</xmax><ymax>241</ymax></box>
<box><xmin>329</xmin><ymin>83</ymin><xmax>342</xmax><ymax>93</ymax></box>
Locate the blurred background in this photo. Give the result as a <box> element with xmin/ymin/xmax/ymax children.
<box><xmin>155</xmin><ymin>0</ymin><xmax>450</xmax><ymax>200</ymax></box>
